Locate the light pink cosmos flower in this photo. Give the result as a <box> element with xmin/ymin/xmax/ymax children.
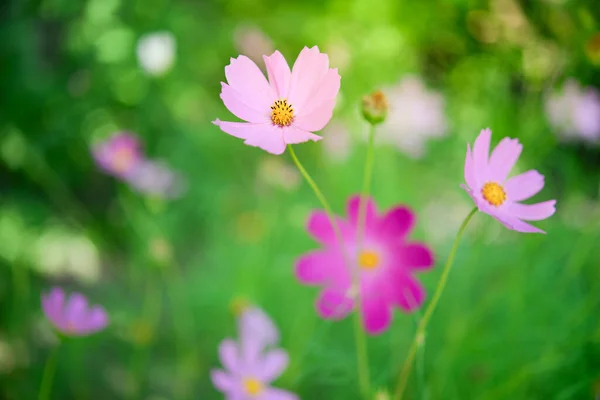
<box><xmin>92</xmin><ymin>132</ymin><xmax>142</xmax><ymax>179</ymax></box>
<box><xmin>295</xmin><ymin>196</ymin><xmax>434</xmax><ymax>335</ymax></box>
<box><xmin>211</xmin><ymin>307</ymin><xmax>297</xmax><ymax>400</ymax></box>
<box><xmin>213</xmin><ymin>46</ymin><xmax>341</xmax><ymax>155</ymax></box>
<box><xmin>41</xmin><ymin>287</ymin><xmax>108</xmax><ymax>336</ymax></box>
<box><xmin>461</xmin><ymin>128</ymin><xmax>556</xmax><ymax>234</ymax></box>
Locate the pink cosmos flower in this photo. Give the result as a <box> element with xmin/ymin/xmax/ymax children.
<box><xmin>92</xmin><ymin>132</ymin><xmax>142</xmax><ymax>179</ymax></box>
<box><xmin>41</xmin><ymin>287</ymin><xmax>108</xmax><ymax>336</ymax></box>
<box><xmin>213</xmin><ymin>46</ymin><xmax>341</xmax><ymax>155</ymax></box>
<box><xmin>211</xmin><ymin>307</ymin><xmax>297</xmax><ymax>400</ymax></box>
<box><xmin>295</xmin><ymin>196</ymin><xmax>434</xmax><ymax>335</ymax></box>
<box><xmin>461</xmin><ymin>128</ymin><xmax>556</xmax><ymax>234</ymax></box>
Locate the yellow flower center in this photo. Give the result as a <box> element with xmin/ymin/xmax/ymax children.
<box><xmin>113</xmin><ymin>148</ymin><xmax>135</xmax><ymax>173</ymax></box>
<box><xmin>358</xmin><ymin>251</ymin><xmax>380</xmax><ymax>270</ymax></box>
<box><xmin>481</xmin><ymin>182</ymin><xmax>507</xmax><ymax>206</ymax></box>
<box><xmin>243</xmin><ymin>378</ymin><xmax>263</xmax><ymax>395</ymax></box>
<box><xmin>270</xmin><ymin>99</ymin><xmax>294</xmax><ymax>127</ymax></box>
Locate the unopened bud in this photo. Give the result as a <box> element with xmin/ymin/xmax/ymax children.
<box><xmin>361</xmin><ymin>90</ymin><xmax>388</xmax><ymax>125</ymax></box>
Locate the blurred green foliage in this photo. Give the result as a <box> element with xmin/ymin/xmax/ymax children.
<box><xmin>1</xmin><ymin>0</ymin><xmax>600</xmax><ymax>399</ymax></box>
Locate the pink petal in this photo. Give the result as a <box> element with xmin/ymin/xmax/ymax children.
<box><xmin>220</xmin><ymin>83</ymin><xmax>269</xmax><ymax>123</ymax></box>
<box><xmin>506</xmin><ymin>200</ymin><xmax>556</xmax><ymax>221</ymax></box>
<box><xmin>487</xmin><ymin>137</ymin><xmax>522</xmax><ymax>183</ymax></box>
<box><xmin>238</xmin><ymin>307</ymin><xmax>279</xmax><ymax>365</ymax></box>
<box><xmin>84</xmin><ymin>306</ymin><xmax>108</xmax><ymax>333</ymax></box>
<box><xmin>315</xmin><ymin>287</ymin><xmax>354</xmax><ymax>320</ymax></box>
<box><xmin>503</xmin><ymin>170</ymin><xmax>545</xmax><ymax>202</ymax></box>
<box><xmin>65</xmin><ymin>293</ymin><xmax>88</xmax><ymax>330</ymax></box>
<box><xmin>472</xmin><ymin>128</ymin><xmax>491</xmax><ymax>185</ymax></box>
<box><xmin>263</xmin><ymin>51</ymin><xmax>291</xmax><ymax>99</ymax></box>
<box><xmin>464</xmin><ymin>143</ymin><xmax>477</xmax><ymax>189</ymax></box>
<box><xmin>402</xmin><ymin>243</ymin><xmax>434</xmax><ymax>270</ymax></box>
<box><xmin>306</xmin><ymin>211</ymin><xmax>351</xmax><ymax>247</ymax></box>
<box><xmin>287</xmin><ymin>46</ymin><xmax>329</xmax><ymax>113</ymax></box>
<box><xmin>293</xmin><ymin>98</ymin><xmax>336</xmax><ymax>133</ymax></box>
<box><xmin>297</xmin><ymin>68</ymin><xmax>340</xmax><ymax>116</ymax></box>
<box><xmin>390</xmin><ymin>276</ymin><xmax>426</xmax><ymax>312</ymax></box>
<box><xmin>361</xmin><ymin>294</ymin><xmax>392</xmax><ymax>335</ymax></box>
<box><xmin>295</xmin><ymin>251</ymin><xmax>340</xmax><ymax>285</ymax></box>
<box><xmin>213</xmin><ymin>120</ymin><xmax>286</xmax><ymax>155</ymax></box>
<box><xmin>376</xmin><ymin>206</ymin><xmax>415</xmax><ymax>240</ymax></box>
<box><xmin>210</xmin><ymin>369</ymin><xmax>236</xmax><ymax>392</ymax></box>
<box><xmin>224</xmin><ymin>55</ymin><xmax>275</xmax><ymax>113</ymax></box>
<box><xmin>498</xmin><ymin>214</ymin><xmax>546</xmax><ymax>234</ymax></box>
<box><xmin>282</xmin><ymin>126</ymin><xmax>322</xmax><ymax>145</ymax></box>
<box><xmin>256</xmin><ymin>349</ymin><xmax>289</xmax><ymax>382</ymax></box>
<box><xmin>218</xmin><ymin>339</ymin><xmax>240</xmax><ymax>373</ymax></box>
<box><xmin>42</xmin><ymin>287</ymin><xmax>65</xmax><ymax>326</ymax></box>
<box><xmin>347</xmin><ymin>195</ymin><xmax>377</xmax><ymax>233</ymax></box>
<box><xmin>262</xmin><ymin>388</ymin><xmax>299</xmax><ymax>400</ymax></box>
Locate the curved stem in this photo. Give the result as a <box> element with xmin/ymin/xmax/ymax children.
<box><xmin>394</xmin><ymin>207</ymin><xmax>478</xmax><ymax>400</ymax></box>
<box><xmin>38</xmin><ymin>342</ymin><xmax>60</xmax><ymax>400</ymax></box>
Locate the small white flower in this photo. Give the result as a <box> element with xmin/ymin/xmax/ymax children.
<box><xmin>136</xmin><ymin>32</ymin><xmax>176</xmax><ymax>76</ymax></box>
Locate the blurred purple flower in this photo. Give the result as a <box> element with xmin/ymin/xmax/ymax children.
<box><xmin>237</xmin><ymin>306</ymin><xmax>279</xmax><ymax>356</ymax></box>
<box><xmin>41</xmin><ymin>287</ymin><xmax>108</xmax><ymax>336</ymax></box>
<box><xmin>92</xmin><ymin>132</ymin><xmax>142</xmax><ymax>179</ymax></box>
<box><xmin>127</xmin><ymin>160</ymin><xmax>187</xmax><ymax>199</ymax></box>
<box><xmin>378</xmin><ymin>76</ymin><xmax>448</xmax><ymax>158</ymax></box>
<box><xmin>545</xmin><ymin>79</ymin><xmax>600</xmax><ymax>143</ymax></box>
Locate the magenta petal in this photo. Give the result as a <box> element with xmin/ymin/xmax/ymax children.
<box><xmin>503</xmin><ymin>170</ymin><xmax>545</xmax><ymax>202</ymax></box>
<box><xmin>42</xmin><ymin>287</ymin><xmax>65</xmax><ymax>327</ymax></box>
<box><xmin>402</xmin><ymin>243</ymin><xmax>434</xmax><ymax>270</ymax></box>
<box><xmin>220</xmin><ymin>83</ymin><xmax>269</xmax><ymax>123</ymax></box>
<box><xmin>377</xmin><ymin>206</ymin><xmax>415</xmax><ymax>240</ymax></box>
<box><xmin>464</xmin><ymin>143</ymin><xmax>477</xmax><ymax>189</ymax></box>
<box><xmin>315</xmin><ymin>287</ymin><xmax>354</xmax><ymax>320</ymax></box>
<box><xmin>224</xmin><ymin>55</ymin><xmax>275</xmax><ymax>112</ymax></box>
<box><xmin>295</xmin><ymin>251</ymin><xmax>335</xmax><ymax>285</ymax></box>
<box><xmin>472</xmin><ymin>128</ymin><xmax>491</xmax><ymax>184</ymax></box>
<box><xmin>392</xmin><ymin>276</ymin><xmax>425</xmax><ymax>312</ymax></box>
<box><xmin>506</xmin><ymin>200</ymin><xmax>556</xmax><ymax>221</ymax></box>
<box><xmin>283</xmin><ymin>126</ymin><xmax>322</xmax><ymax>145</ymax></box>
<box><xmin>64</xmin><ymin>293</ymin><xmax>88</xmax><ymax>330</ymax></box>
<box><xmin>306</xmin><ymin>211</ymin><xmax>350</xmax><ymax>247</ymax></box>
<box><xmin>210</xmin><ymin>369</ymin><xmax>236</xmax><ymax>392</ymax></box>
<box><xmin>361</xmin><ymin>295</ymin><xmax>392</xmax><ymax>335</ymax></box>
<box><xmin>256</xmin><ymin>349</ymin><xmax>289</xmax><ymax>382</ymax></box>
<box><xmin>347</xmin><ymin>195</ymin><xmax>377</xmax><ymax>232</ymax></box>
<box><xmin>487</xmin><ymin>137</ymin><xmax>522</xmax><ymax>183</ymax></box>
<box><xmin>262</xmin><ymin>388</ymin><xmax>299</xmax><ymax>400</ymax></box>
<box><xmin>85</xmin><ymin>306</ymin><xmax>108</xmax><ymax>333</ymax></box>
<box><xmin>263</xmin><ymin>51</ymin><xmax>291</xmax><ymax>99</ymax></box>
<box><xmin>218</xmin><ymin>339</ymin><xmax>240</xmax><ymax>373</ymax></box>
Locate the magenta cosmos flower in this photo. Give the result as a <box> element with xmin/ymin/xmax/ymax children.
<box><xmin>41</xmin><ymin>287</ymin><xmax>108</xmax><ymax>336</ymax></box>
<box><xmin>92</xmin><ymin>132</ymin><xmax>142</xmax><ymax>179</ymax></box>
<box><xmin>211</xmin><ymin>308</ymin><xmax>297</xmax><ymax>400</ymax></box>
<box><xmin>461</xmin><ymin>128</ymin><xmax>556</xmax><ymax>234</ymax></box>
<box><xmin>295</xmin><ymin>196</ymin><xmax>434</xmax><ymax>335</ymax></box>
<box><xmin>213</xmin><ymin>46</ymin><xmax>341</xmax><ymax>155</ymax></box>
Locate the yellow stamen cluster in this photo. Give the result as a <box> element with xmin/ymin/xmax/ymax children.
<box><xmin>243</xmin><ymin>378</ymin><xmax>263</xmax><ymax>395</ymax></box>
<box><xmin>358</xmin><ymin>251</ymin><xmax>380</xmax><ymax>270</ymax></box>
<box><xmin>481</xmin><ymin>182</ymin><xmax>507</xmax><ymax>206</ymax></box>
<box><xmin>270</xmin><ymin>99</ymin><xmax>294</xmax><ymax>127</ymax></box>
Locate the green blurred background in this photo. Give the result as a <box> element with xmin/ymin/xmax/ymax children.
<box><xmin>1</xmin><ymin>0</ymin><xmax>600</xmax><ymax>398</ymax></box>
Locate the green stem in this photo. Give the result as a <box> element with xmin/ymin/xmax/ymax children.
<box><xmin>38</xmin><ymin>342</ymin><xmax>60</xmax><ymax>400</ymax></box>
<box><xmin>394</xmin><ymin>207</ymin><xmax>477</xmax><ymax>400</ymax></box>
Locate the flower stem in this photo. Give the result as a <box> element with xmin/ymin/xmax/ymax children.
<box><xmin>393</xmin><ymin>207</ymin><xmax>478</xmax><ymax>400</ymax></box>
<box><xmin>352</xmin><ymin>123</ymin><xmax>377</xmax><ymax>397</ymax></box>
<box><xmin>38</xmin><ymin>342</ymin><xmax>60</xmax><ymax>400</ymax></box>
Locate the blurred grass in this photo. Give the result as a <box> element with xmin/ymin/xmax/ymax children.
<box><xmin>1</xmin><ymin>0</ymin><xmax>600</xmax><ymax>399</ymax></box>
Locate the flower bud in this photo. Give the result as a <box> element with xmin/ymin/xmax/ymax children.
<box><xmin>361</xmin><ymin>90</ymin><xmax>388</xmax><ymax>125</ymax></box>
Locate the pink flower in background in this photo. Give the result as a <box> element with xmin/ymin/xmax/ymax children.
<box><xmin>378</xmin><ymin>76</ymin><xmax>448</xmax><ymax>158</ymax></box>
<box><xmin>461</xmin><ymin>128</ymin><xmax>556</xmax><ymax>233</ymax></box>
<box><xmin>544</xmin><ymin>79</ymin><xmax>600</xmax><ymax>143</ymax></box>
<box><xmin>295</xmin><ymin>196</ymin><xmax>434</xmax><ymax>335</ymax></box>
<box><xmin>92</xmin><ymin>132</ymin><xmax>142</xmax><ymax>179</ymax></box>
<box><xmin>41</xmin><ymin>287</ymin><xmax>108</xmax><ymax>336</ymax></box>
<box><xmin>213</xmin><ymin>46</ymin><xmax>341</xmax><ymax>155</ymax></box>
<box><xmin>211</xmin><ymin>307</ymin><xmax>297</xmax><ymax>400</ymax></box>
<box><xmin>233</xmin><ymin>25</ymin><xmax>275</xmax><ymax>67</ymax></box>
<box><xmin>126</xmin><ymin>159</ymin><xmax>187</xmax><ymax>199</ymax></box>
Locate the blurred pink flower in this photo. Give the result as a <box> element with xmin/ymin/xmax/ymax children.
<box><xmin>295</xmin><ymin>196</ymin><xmax>434</xmax><ymax>335</ymax></box>
<box><xmin>92</xmin><ymin>132</ymin><xmax>142</xmax><ymax>179</ymax></box>
<box><xmin>233</xmin><ymin>25</ymin><xmax>275</xmax><ymax>67</ymax></box>
<box><xmin>41</xmin><ymin>287</ymin><xmax>108</xmax><ymax>336</ymax></box>
<box><xmin>461</xmin><ymin>128</ymin><xmax>556</xmax><ymax>233</ymax></box>
<box><xmin>127</xmin><ymin>160</ymin><xmax>187</xmax><ymax>199</ymax></box>
<box><xmin>378</xmin><ymin>76</ymin><xmax>447</xmax><ymax>158</ymax></box>
<box><xmin>211</xmin><ymin>307</ymin><xmax>297</xmax><ymax>400</ymax></box>
<box><xmin>213</xmin><ymin>46</ymin><xmax>341</xmax><ymax>155</ymax></box>
<box><xmin>544</xmin><ymin>79</ymin><xmax>600</xmax><ymax>143</ymax></box>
